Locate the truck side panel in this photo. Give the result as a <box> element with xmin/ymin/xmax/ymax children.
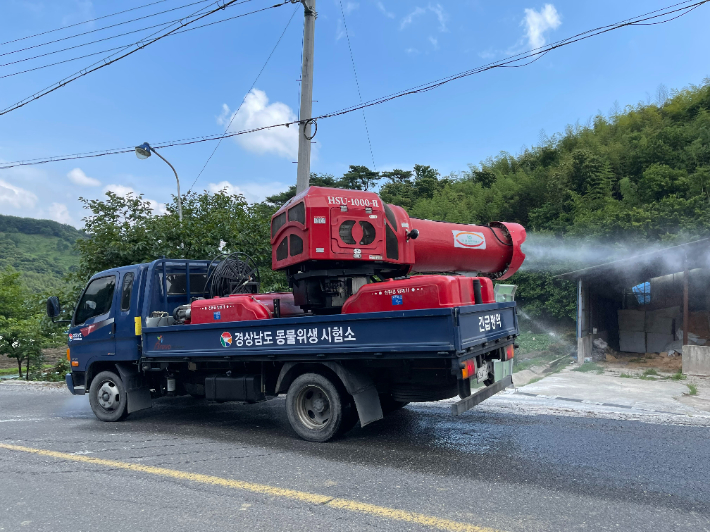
<box><xmin>141</xmin><ymin>303</ymin><xmax>517</xmax><ymax>360</ymax></box>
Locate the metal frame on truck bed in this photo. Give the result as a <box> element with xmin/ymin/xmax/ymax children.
<box><xmin>57</xmin><ymin>258</ymin><xmax>518</xmax><ymax>442</ymax></box>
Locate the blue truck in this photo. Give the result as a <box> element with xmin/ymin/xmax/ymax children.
<box><xmin>48</xmin><ymin>257</ymin><xmax>518</xmax><ymax>442</ymax></box>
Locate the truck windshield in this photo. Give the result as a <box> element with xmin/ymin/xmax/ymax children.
<box><xmin>75</xmin><ymin>276</ymin><xmax>116</xmax><ymax>325</ymax></box>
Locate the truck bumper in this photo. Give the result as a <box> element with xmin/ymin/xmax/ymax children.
<box><xmin>450</xmin><ymin>374</ymin><xmax>512</xmax><ymax>416</ymax></box>
<box><xmin>65</xmin><ymin>373</ymin><xmax>85</xmax><ymax>395</ymax></box>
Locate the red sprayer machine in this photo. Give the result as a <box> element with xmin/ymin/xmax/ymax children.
<box><xmin>269</xmin><ymin>186</ymin><xmax>526</xmax><ymax>314</ymax></box>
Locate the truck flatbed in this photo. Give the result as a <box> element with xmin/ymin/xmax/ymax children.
<box><xmin>142</xmin><ymin>302</ymin><xmax>518</xmax><ymax>363</ymax></box>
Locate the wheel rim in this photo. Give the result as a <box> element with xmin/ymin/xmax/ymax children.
<box><xmin>96</xmin><ymin>380</ymin><xmax>120</xmax><ymax>411</ymax></box>
<box><xmin>295</xmin><ymin>385</ymin><xmax>331</xmax><ymax>430</ymax></box>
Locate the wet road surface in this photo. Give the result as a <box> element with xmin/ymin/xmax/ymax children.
<box><xmin>1</xmin><ymin>383</ymin><xmax>709</xmax><ymax>532</ymax></box>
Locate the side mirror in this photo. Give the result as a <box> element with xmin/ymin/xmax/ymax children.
<box><xmin>407</xmin><ymin>229</ymin><xmax>419</xmax><ymax>241</ymax></box>
<box><xmin>46</xmin><ymin>296</ymin><xmax>61</xmax><ymax>318</ymax></box>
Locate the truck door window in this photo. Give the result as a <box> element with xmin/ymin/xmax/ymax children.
<box><xmin>120</xmin><ymin>272</ymin><xmax>135</xmax><ymax>311</ymax></box>
<box><xmin>75</xmin><ymin>276</ymin><xmax>116</xmax><ymax>325</ymax></box>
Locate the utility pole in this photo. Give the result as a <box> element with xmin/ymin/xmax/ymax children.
<box><xmin>296</xmin><ymin>0</ymin><xmax>316</xmax><ymax>194</ymax></box>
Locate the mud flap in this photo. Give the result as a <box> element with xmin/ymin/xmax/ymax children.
<box><xmin>116</xmin><ymin>363</ymin><xmax>152</xmax><ymax>414</ymax></box>
<box><xmin>321</xmin><ymin>363</ymin><xmax>383</xmax><ymax>427</ymax></box>
<box><xmin>450</xmin><ymin>375</ymin><xmax>512</xmax><ymax>416</ymax></box>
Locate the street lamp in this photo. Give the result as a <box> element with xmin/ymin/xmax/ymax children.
<box><xmin>135</xmin><ymin>142</ymin><xmax>183</xmax><ymax>222</ymax></box>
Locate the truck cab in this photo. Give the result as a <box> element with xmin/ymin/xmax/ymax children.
<box><xmin>63</xmin><ymin>261</ymin><xmax>211</xmax><ymax>396</ymax></box>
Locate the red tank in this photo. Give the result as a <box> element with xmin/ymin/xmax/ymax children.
<box><xmin>191</xmin><ymin>295</ymin><xmax>271</xmax><ymax>324</ymax></box>
<box><xmin>342</xmin><ymin>276</ymin><xmax>494</xmax><ymax>314</ymax></box>
<box><xmin>190</xmin><ymin>293</ymin><xmax>304</xmax><ymax>324</ymax></box>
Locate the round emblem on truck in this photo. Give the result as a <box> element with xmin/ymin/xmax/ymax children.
<box><xmin>220</xmin><ymin>332</ymin><xmax>232</xmax><ymax>347</ymax></box>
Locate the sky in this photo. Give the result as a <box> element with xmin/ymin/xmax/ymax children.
<box><xmin>0</xmin><ymin>0</ymin><xmax>709</xmax><ymax>228</ymax></box>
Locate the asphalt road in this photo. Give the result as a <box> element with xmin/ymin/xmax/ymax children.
<box><xmin>1</xmin><ymin>383</ymin><xmax>709</xmax><ymax>532</ymax></box>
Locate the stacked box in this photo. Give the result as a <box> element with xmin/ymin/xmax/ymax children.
<box><xmin>618</xmin><ymin>310</ymin><xmax>646</xmax><ymax>353</ymax></box>
<box><xmin>646</xmin><ymin>332</ymin><xmax>674</xmax><ymax>353</ymax></box>
<box><xmin>618</xmin><ymin>310</ymin><xmax>645</xmax><ymax>332</ymax></box>
<box><xmin>619</xmin><ymin>331</ymin><xmax>646</xmax><ymax>353</ymax></box>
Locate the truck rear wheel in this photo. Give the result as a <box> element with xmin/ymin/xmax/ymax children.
<box><xmin>89</xmin><ymin>370</ymin><xmax>128</xmax><ymax>422</ymax></box>
<box><xmin>286</xmin><ymin>373</ymin><xmax>345</xmax><ymax>442</ymax></box>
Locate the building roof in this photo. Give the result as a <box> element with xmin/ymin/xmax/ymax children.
<box><xmin>555</xmin><ymin>238</ymin><xmax>710</xmax><ymax>290</ymax></box>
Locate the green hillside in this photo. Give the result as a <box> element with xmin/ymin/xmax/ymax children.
<box><xmin>0</xmin><ymin>214</ymin><xmax>84</xmax><ymax>292</ymax></box>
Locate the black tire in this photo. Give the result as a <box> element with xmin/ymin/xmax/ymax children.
<box><xmin>286</xmin><ymin>373</ymin><xmax>345</xmax><ymax>442</ymax></box>
<box><xmin>457</xmin><ymin>378</ymin><xmax>472</xmax><ymax>399</ymax></box>
<box><xmin>379</xmin><ymin>394</ymin><xmax>409</xmax><ymax>415</ymax></box>
<box><xmin>89</xmin><ymin>370</ymin><xmax>128</xmax><ymax>422</ymax></box>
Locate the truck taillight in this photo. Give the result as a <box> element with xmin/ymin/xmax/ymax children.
<box><xmin>66</xmin><ymin>348</ymin><xmax>70</xmax><ymax>361</ymax></box>
<box><xmin>461</xmin><ymin>359</ymin><xmax>476</xmax><ymax>379</ymax></box>
<box><xmin>505</xmin><ymin>344</ymin><xmax>515</xmax><ymax>361</ymax></box>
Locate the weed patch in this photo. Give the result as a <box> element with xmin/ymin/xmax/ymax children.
<box><xmin>670</xmin><ymin>371</ymin><xmax>686</xmax><ymax>381</ymax></box>
<box><xmin>574</xmin><ymin>362</ymin><xmax>603</xmax><ymax>374</ymax></box>
<box><xmin>686</xmin><ymin>384</ymin><xmax>698</xmax><ymax>396</ymax></box>
<box><xmin>619</xmin><ymin>373</ymin><xmax>633</xmax><ymax>378</ymax></box>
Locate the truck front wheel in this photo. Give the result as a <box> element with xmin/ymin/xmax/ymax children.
<box><xmin>286</xmin><ymin>373</ymin><xmax>345</xmax><ymax>442</ymax></box>
<box><xmin>89</xmin><ymin>370</ymin><xmax>128</xmax><ymax>422</ymax></box>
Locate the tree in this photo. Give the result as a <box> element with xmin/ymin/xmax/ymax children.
<box><xmin>380</xmin><ymin>169</ymin><xmax>413</xmax><ymax>184</ymax></box>
<box><xmin>75</xmin><ymin>188</ymin><xmax>287</xmax><ymax>293</ymax></box>
<box><xmin>339</xmin><ymin>165</ymin><xmax>380</xmax><ymax>191</ymax></box>
<box><xmin>412</xmin><ymin>164</ymin><xmax>443</xmax><ymax>199</ymax></box>
<box><xmin>0</xmin><ymin>269</ymin><xmax>46</xmax><ymax>378</ymax></box>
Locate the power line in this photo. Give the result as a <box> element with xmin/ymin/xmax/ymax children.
<box><xmin>1</xmin><ymin>0</ymin><xmax>706</xmax><ymax>170</ymax></box>
<box><xmin>0</xmin><ymin>0</ymin><xmax>260</xmax><ymax>73</ymax></box>
<box><xmin>0</xmin><ymin>0</ymin><xmax>290</xmax><ymax>117</ymax></box>
<box><xmin>0</xmin><ymin>0</ymin><xmax>172</xmax><ymax>47</ymax></box>
<box><xmin>188</xmin><ymin>5</ymin><xmax>300</xmax><ymax>193</ymax></box>
<box><xmin>338</xmin><ymin>0</ymin><xmax>376</xmax><ymax>171</ymax></box>
<box><xmin>0</xmin><ymin>0</ymin><xmax>215</xmax><ymax>59</ymax></box>
<box><xmin>3</xmin><ymin>3</ymin><xmax>277</xmax><ymax>80</ymax></box>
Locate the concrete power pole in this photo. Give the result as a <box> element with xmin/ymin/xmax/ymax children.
<box><xmin>296</xmin><ymin>0</ymin><xmax>316</xmax><ymax>194</ymax></box>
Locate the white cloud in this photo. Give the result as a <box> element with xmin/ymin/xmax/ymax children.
<box><xmin>400</xmin><ymin>7</ymin><xmax>425</xmax><ymax>30</ymax></box>
<box><xmin>376</xmin><ymin>1</ymin><xmax>394</xmax><ymax>18</ymax></box>
<box><xmin>67</xmin><ymin>167</ymin><xmax>101</xmax><ymax>187</ymax></box>
<box><xmin>342</xmin><ymin>1</ymin><xmax>358</xmax><ymax>15</ymax></box>
<box><xmin>219</xmin><ymin>89</ymin><xmax>299</xmax><ymax>160</ymax></box>
<box><xmin>104</xmin><ymin>184</ymin><xmax>167</xmax><ymax>215</ymax></box>
<box><xmin>207</xmin><ymin>180</ymin><xmax>289</xmax><ymax>203</ymax></box>
<box><xmin>47</xmin><ymin>203</ymin><xmax>73</xmax><ymax>225</ymax></box>
<box><xmin>336</xmin><ymin>18</ymin><xmax>346</xmax><ymax>41</ymax></box>
<box><xmin>428</xmin><ymin>36</ymin><xmax>438</xmax><ymax>49</ymax></box>
<box><xmin>522</xmin><ymin>4</ymin><xmax>561</xmax><ymax>49</ymax></box>
<box><xmin>0</xmin><ymin>179</ymin><xmax>38</xmax><ymax>209</ymax></box>
<box><xmin>405</xmin><ymin>47</ymin><xmax>419</xmax><ymax>55</ymax></box>
<box><xmin>105</xmin><ymin>184</ymin><xmax>135</xmax><ymax>197</ymax></box>
<box><xmin>428</xmin><ymin>3</ymin><xmax>448</xmax><ymax>32</ymax></box>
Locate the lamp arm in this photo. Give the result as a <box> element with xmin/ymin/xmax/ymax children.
<box><xmin>150</xmin><ymin>147</ymin><xmax>183</xmax><ymax>222</ymax></box>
